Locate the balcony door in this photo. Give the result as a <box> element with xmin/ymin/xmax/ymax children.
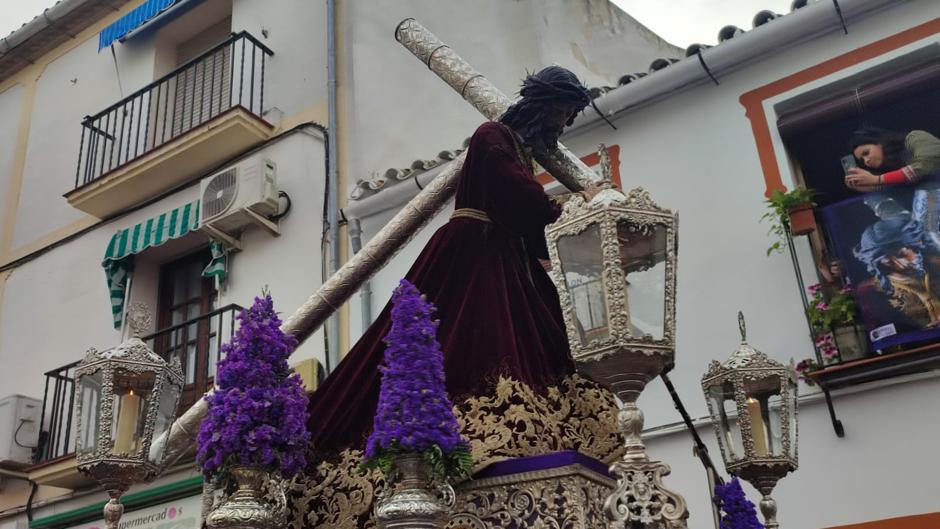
<box><xmin>156</xmin><ymin>249</ymin><xmax>218</xmax><ymax>410</ymax></box>
<box><xmin>171</xmin><ymin>18</ymin><xmax>233</xmax><ymax>139</ymax></box>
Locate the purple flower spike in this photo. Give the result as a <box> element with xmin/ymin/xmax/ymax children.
<box><xmin>196</xmin><ymin>294</ymin><xmax>310</xmax><ymax>479</ymax></box>
<box><xmin>715</xmin><ymin>477</ymin><xmax>764</xmax><ymax>529</ymax></box>
<box><xmin>363</xmin><ymin>280</ymin><xmax>470</xmax><ymax>478</ymax></box>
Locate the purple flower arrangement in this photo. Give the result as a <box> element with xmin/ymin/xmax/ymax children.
<box><xmin>714</xmin><ymin>477</ymin><xmax>764</xmax><ymax>529</ymax></box>
<box><xmin>361</xmin><ymin>279</ymin><xmax>472</xmax><ymax>482</ymax></box>
<box><xmin>196</xmin><ymin>294</ymin><xmax>310</xmax><ymax>479</ymax></box>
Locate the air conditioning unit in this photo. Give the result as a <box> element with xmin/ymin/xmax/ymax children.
<box><xmin>0</xmin><ymin>394</ymin><xmax>41</xmax><ymax>468</ymax></box>
<box><xmin>199</xmin><ymin>156</ymin><xmax>279</xmax><ymax>241</ymax></box>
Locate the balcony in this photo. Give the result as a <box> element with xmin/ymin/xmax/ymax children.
<box><xmin>65</xmin><ymin>32</ymin><xmax>275</xmax><ymax>219</ymax></box>
<box><xmin>28</xmin><ymin>305</ymin><xmax>241</xmax><ymax>488</ymax></box>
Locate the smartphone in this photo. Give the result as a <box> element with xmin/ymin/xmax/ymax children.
<box><xmin>840</xmin><ymin>154</ymin><xmax>858</xmax><ymax>175</ymax></box>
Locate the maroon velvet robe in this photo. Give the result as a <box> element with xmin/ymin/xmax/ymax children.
<box><xmin>306</xmin><ymin>121</ymin><xmax>574</xmax><ymax>454</ymax></box>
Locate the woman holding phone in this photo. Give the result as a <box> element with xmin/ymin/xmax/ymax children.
<box><xmin>845</xmin><ymin>128</ymin><xmax>940</xmax><ymax>192</ymax></box>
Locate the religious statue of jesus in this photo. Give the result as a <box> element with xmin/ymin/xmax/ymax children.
<box><xmin>291</xmin><ymin>66</ymin><xmax>623</xmax><ymax>528</ymax></box>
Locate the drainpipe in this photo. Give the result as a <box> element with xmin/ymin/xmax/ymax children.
<box><xmin>324</xmin><ymin>0</ymin><xmax>341</xmax><ymax>373</ymax></box>
<box><xmin>346</xmin><ymin>218</ymin><xmax>373</xmax><ymax>329</ymax></box>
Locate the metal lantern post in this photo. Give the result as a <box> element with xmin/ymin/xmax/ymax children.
<box><xmin>74</xmin><ymin>304</ymin><xmax>184</xmax><ymax>529</ymax></box>
<box><xmin>700</xmin><ymin>313</ymin><xmax>798</xmax><ymax>529</ymax></box>
<box><xmin>545</xmin><ymin>147</ymin><xmax>688</xmax><ymax>528</ymax></box>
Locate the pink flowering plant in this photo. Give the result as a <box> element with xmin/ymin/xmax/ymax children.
<box><xmin>794</xmin><ymin>358</ymin><xmax>820</xmax><ymax>386</ymax></box>
<box><xmin>805</xmin><ymin>283</ymin><xmax>857</xmax><ymax>332</ymax></box>
<box><xmin>196</xmin><ymin>293</ymin><xmax>309</xmax><ymax>479</ymax></box>
<box><xmin>360</xmin><ymin>279</ymin><xmax>472</xmax><ymax>484</ymax></box>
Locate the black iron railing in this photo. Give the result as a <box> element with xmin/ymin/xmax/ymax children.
<box><xmin>74</xmin><ymin>31</ymin><xmax>273</xmax><ymax>188</ymax></box>
<box><xmin>34</xmin><ymin>304</ymin><xmax>242</xmax><ymax>464</ymax></box>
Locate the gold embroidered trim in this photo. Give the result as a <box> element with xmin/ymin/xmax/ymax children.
<box><xmin>287</xmin><ymin>374</ymin><xmax>624</xmax><ymax>529</ymax></box>
<box><xmin>451</xmin><ymin>208</ymin><xmax>492</xmax><ymax>223</ymax></box>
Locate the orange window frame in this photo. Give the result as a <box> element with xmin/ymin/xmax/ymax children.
<box><xmin>740</xmin><ymin>17</ymin><xmax>940</xmax><ymax>197</ymax></box>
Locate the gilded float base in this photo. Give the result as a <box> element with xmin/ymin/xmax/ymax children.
<box><xmin>447</xmin><ymin>461</ymin><xmax>614</xmax><ymax>529</ymax></box>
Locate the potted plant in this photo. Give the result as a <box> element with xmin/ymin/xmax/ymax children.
<box><xmin>805</xmin><ymin>284</ymin><xmax>869</xmax><ymax>362</ymax></box>
<box><xmin>794</xmin><ymin>358</ymin><xmax>821</xmax><ymax>386</ymax></box>
<box><xmin>363</xmin><ymin>279</ymin><xmax>473</xmax><ymax>528</ymax></box>
<box><xmin>196</xmin><ymin>293</ymin><xmax>310</xmax><ymax>529</ymax></box>
<box><xmin>762</xmin><ymin>187</ymin><xmax>818</xmax><ymax>254</ymax></box>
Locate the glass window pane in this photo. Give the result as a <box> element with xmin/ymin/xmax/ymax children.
<box><xmin>110</xmin><ymin>369</ymin><xmax>155</xmax><ymax>457</ymax></box>
<box><xmin>172</xmin><ymin>268</ymin><xmax>188</xmax><ymax>304</ymax></box>
<box><xmin>708</xmin><ymin>382</ymin><xmax>743</xmax><ymax>461</ymax></box>
<box><xmin>148</xmin><ymin>380</ymin><xmax>181</xmax><ymax>464</ymax></box>
<box><xmin>185</xmin><ymin>344</ymin><xmax>197</xmax><ymax>384</ymax></box>
<box><xmin>77</xmin><ymin>370</ymin><xmax>103</xmax><ymax>456</ymax></box>
<box><xmin>556</xmin><ymin>225</ymin><xmax>608</xmax><ymax>346</ymax></box>
<box><xmin>744</xmin><ymin>376</ymin><xmax>781</xmax><ymax>458</ymax></box>
<box><xmin>616</xmin><ymin>222</ymin><xmax>667</xmax><ymax>340</ymax></box>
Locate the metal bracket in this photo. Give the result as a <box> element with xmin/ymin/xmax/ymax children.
<box><xmin>242</xmin><ymin>207</ymin><xmax>281</xmax><ymax>237</ymax></box>
<box><xmin>784</xmin><ymin>221</ymin><xmax>846</xmax><ymax>437</ymax></box>
<box><xmin>200</xmin><ymin>224</ymin><xmax>242</xmax><ymax>252</ymax></box>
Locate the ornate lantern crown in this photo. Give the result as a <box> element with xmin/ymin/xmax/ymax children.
<box><xmin>545</xmin><ymin>168</ymin><xmax>678</xmax><ymax>397</ymax></box>
<box><xmin>74</xmin><ymin>304</ymin><xmax>183</xmax><ymax>494</ymax></box>
<box><xmin>545</xmin><ymin>147</ymin><xmax>688</xmax><ymax>528</ymax></box>
<box><xmin>701</xmin><ymin>313</ymin><xmax>798</xmax><ymax>494</ymax></box>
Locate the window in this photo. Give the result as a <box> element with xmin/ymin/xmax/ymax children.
<box><xmin>155</xmin><ymin>249</ymin><xmax>218</xmax><ymax>410</ymax></box>
<box><xmin>774</xmin><ymin>46</ymin><xmax>940</xmax><ymax>387</ymax></box>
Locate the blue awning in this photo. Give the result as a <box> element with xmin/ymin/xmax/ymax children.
<box><xmin>98</xmin><ymin>0</ymin><xmax>192</xmax><ymax>51</ymax></box>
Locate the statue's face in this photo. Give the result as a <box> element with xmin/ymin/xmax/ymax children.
<box><xmin>540</xmin><ymin>102</ymin><xmax>579</xmax><ymax>149</ymax></box>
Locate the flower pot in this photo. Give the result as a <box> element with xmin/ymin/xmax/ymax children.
<box><xmin>787</xmin><ymin>203</ymin><xmax>816</xmax><ymax>235</ymax></box>
<box><xmin>375</xmin><ymin>454</ymin><xmax>452</xmax><ymax>529</ymax></box>
<box><xmin>833</xmin><ymin>324</ymin><xmax>870</xmax><ymax>362</ymax></box>
<box><xmin>206</xmin><ymin>466</ymin><xmax>278</xmax><ymax>529</ymax></box>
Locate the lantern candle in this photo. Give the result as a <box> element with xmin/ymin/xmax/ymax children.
<box><xmin>746</xmin><ymin>397</ymin><xmax>769</xmax><ymax>457</ymax></box>
<box><xmin>113</xmin><ymin>389</ymin><xmax>141</xmax><ymax>455</ymax></box>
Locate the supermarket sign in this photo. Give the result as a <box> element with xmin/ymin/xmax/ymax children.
<box><xmin>70</xmin><ymin>494</ymin><xmax>202</xmax><ymax>529</ymax></box>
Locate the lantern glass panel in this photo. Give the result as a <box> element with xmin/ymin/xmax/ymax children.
<box><xmin>110</xmin><ymin>369</ymin><xmax>155</xmax><ymax>457</ymax></box>
<box><xmin>148</xmin><ymin>379</ymin><xmax>180</xmax><ymax>464</ymax></box>
<box><xmin>556</xmin><ymin>224</ymin><xmax>609</xmax><ymax>346</ymax></box>
<box><xmin>707</xmin><ymin>381</ymin><xmax>744</xmax><ymax>460</ymax></box>
<box><xmin>744</xmin><ymin>376</ymin><xmax>782</xmax><ymax>458</ymax></box>
<box><xmin>615</xmin><ymin>221</ymin><xmax>667</xmax><ymax>340</ymax></box>
<box><xmin>77</xmin><ymin>369</ymin><xmax>103</xmax><ymax>457</ymax></box>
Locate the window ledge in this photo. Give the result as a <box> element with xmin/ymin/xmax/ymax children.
<box><xmin>808</xmin><ymin>342</ymin><xmax>940</xmax><ymax>391</ymax></box>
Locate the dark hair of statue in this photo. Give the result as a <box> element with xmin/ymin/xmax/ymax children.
<box><xmin>849</xmin><ymin>127</ymin><xmax>908</xmax><ymax>171</ymax></box>
<box><xmin>499</xmin><ymin>66</ymin><xmax>593</xmax><ymax>147</ymax></box>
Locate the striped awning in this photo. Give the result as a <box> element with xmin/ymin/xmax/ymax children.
<box><xmin>98</xmin><ymin>0</ymin><xmax>197</xmax><ymax>51</ymax></box>
<box><xmin>103</xmin><ymin>201</ymin><xmax>200</xmax><ymax>329</ymax></box>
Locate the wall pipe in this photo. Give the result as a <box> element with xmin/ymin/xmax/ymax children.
<box><xmin>324</xmin><ymin>0</ymin><xmax>341</xmax><ymax>373</ymax></box>
<box><xmin>347</xmin><ymin>218</ymin><xmax>373</xmax><ymax>329</ymax></box>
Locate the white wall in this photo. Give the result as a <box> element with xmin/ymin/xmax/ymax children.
<box><xmin>0</xmin><ymin>129</ymin><xmax>326</xmax><ymax>398</ymax></box>
<box><xmin>341</xmin><ymin>0</ymin><xmax>679</xmax><ymax>193</ymax></box>
<box><xmin>0</xmin><ymin>84</ymin><xmax>25</xmax><ymax>240</ymax></box>
<box><xmin>232</xmin><ymin>0</ymin><xmax>327</xmax><ymax>120</ymax></box>
<box><xmin>12</xmin><ymin>33</ymin><xmax>158</xmax><ymax>249</ymax></box>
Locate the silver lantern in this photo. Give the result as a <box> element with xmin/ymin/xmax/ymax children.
<box><xmin>545</xmin><ymin>147</ymin><xmax>688</xmax><ymax>528</ymax></box>
<box><xmin>74</xmin><ymin>304</ymin><xmax>183</xmax><ymax>529</ymax></box>
<box><xmin>701</xmin><ymin>313</ymin><xmax>798</xmax><ymax>529</ymax></box>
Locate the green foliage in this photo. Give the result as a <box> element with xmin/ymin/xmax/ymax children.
<box><xmin>806</xmin><ymin>290</ymin><xmax>857</xmax><ymax>331</ymax></box>
<box><xmin>358</xmin><ymin>441</ymin><xmax>474</xmax><ymax>486</ymax></box>
<box><xmin>761</xmin><ymin>188</ymin><xmax>817</xmax><ymax>255</ymax></box>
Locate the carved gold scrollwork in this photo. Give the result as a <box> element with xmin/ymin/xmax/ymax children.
<box><xmin>287</xmin><ymin>375</ymin><xmax>624</xmax><ymax>529</ymax></box>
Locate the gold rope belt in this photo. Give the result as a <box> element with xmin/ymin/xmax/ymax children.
<box><xmin>451</xmin><ymin>208</ymin><xmax>492</xmax><ymax>223</ymax></box>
